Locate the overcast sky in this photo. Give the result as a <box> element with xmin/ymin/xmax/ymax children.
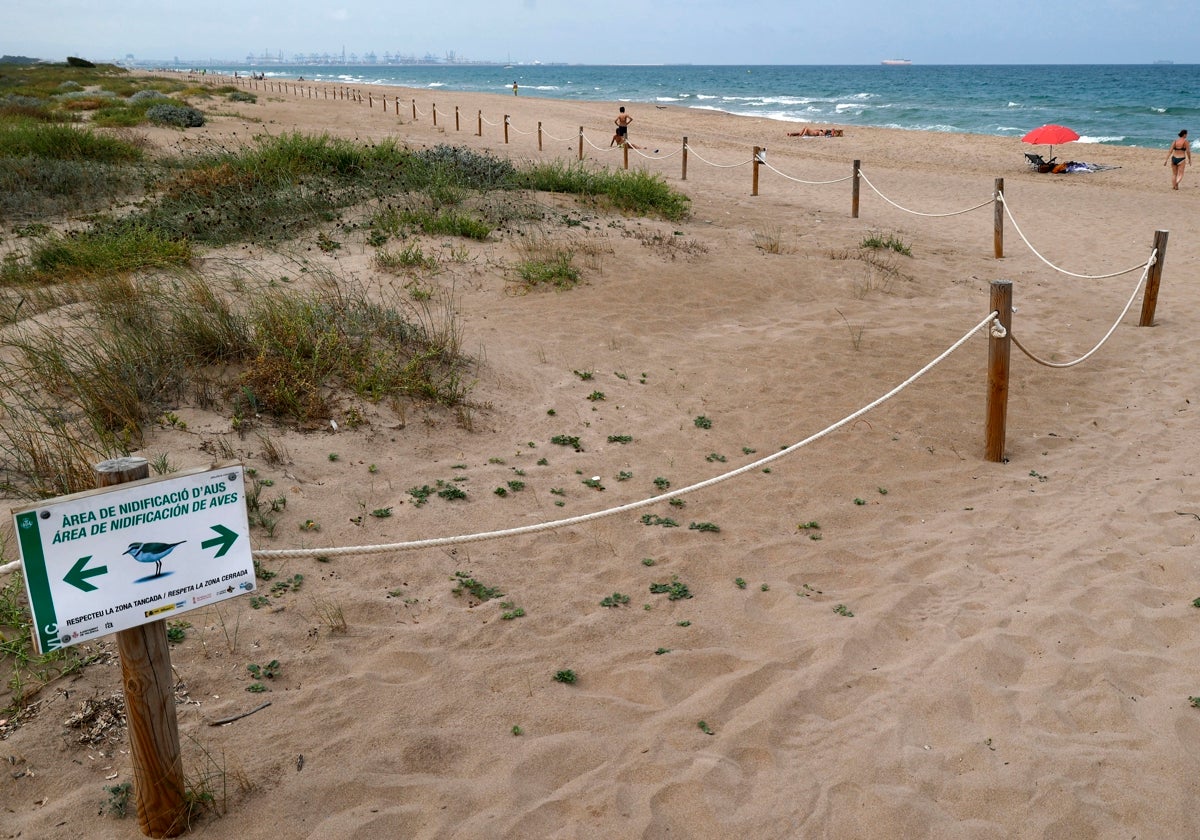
<box><xmin>2</xmin><ymin>0</ymin><xmax>1187</xmax><ymax>65</ymax></box>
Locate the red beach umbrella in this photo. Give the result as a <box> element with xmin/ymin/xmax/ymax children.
<box><xmin>1022</xmin><ymin>124</ymin><xmax>1080</xmax><ymax>159</ymax></box>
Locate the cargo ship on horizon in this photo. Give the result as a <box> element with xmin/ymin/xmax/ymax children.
<box><xmin>881</xmin><ymin>59</ymin><xmax>912</xmax><ymax>66</ymax></box>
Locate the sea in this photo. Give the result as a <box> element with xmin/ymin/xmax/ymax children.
<box><xmin>205</xmin><ymin>63</ymin><xmax>1199</xmax><ymax>151</ymax></box>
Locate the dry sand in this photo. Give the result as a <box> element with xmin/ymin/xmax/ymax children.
<box><xmin>4</xmin><ymin>74</ymin><xmax>1200</xmax><ymax>839</ymax></box>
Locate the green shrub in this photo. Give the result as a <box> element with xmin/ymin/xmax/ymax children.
<box><xmin>145</xmin><ymin>103</ymin><xmax>205</xmax><ymax>128</ymax></box>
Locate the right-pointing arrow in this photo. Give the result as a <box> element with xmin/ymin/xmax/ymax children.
<box><xmin>201</xmin><ymin>524</ymin><xmax>238</xmax><ymax>558</ymax></box>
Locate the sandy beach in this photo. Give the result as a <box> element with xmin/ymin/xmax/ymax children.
<box><xmin>4</xmin><ymin>73</ymin><xmax>1200</xmax><ymax>839</ymax></box>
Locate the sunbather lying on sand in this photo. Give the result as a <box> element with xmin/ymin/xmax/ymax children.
<box><xmin>787</xmin><ymin>127</ymin><xmax>843</xmax><ymax>137</ymax></box>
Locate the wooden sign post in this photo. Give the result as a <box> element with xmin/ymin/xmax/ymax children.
<box><xmin>97</xmin><ymin>457</ymin><xmax>187</xmax><ymax>838</ymax></box>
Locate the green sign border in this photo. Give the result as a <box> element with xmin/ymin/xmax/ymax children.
<box><xmin>16</xmin><ymin>510</ymin><xmax>59</xmax><ymax>654</ymax></box>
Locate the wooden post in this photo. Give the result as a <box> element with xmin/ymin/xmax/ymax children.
<box><xmin>752</xmin><ymin>146</ymin><xmax>762</xmax><ymax>196</ymax></box>
<box><xmin>538</xmin><ymin>121</ymin><xmax>543</xmax><ymax>151</ymax></box>
<box><xmin>682</xmin><ymin>136</ymin><xmax>688</xmax><ymax>181</ymax></box>
<box><xmin>1139</xmin><ymin>230</ymin><xmax>1169</xmax><ymax>327</ymax></box>
<box><xmin>985</xmin><ymin>281</ymin><xmax>1013</xmax><ymax>463</ymax></box>
<box><xmin>478</xmin><ymin>110</ymin><xmax>483</xmax><ymax>136</ymax></box>
<box><xmin>96</xmin><ymin>457</ymin><xmax>187</xmax><ymax>838</ymax></box>
<box><xmin>432</xmin><ymin>104</ymin><xmax>437</xmax><ymax>127</ymax></box>
<box><xmin>504</xmin><ymin>115</ymin><xmax>509</xmax><ymax>144</ymax></box>
<box><xmin>993</xmin><ymin>178</ymin><xmax>1004</xmax><ymax>258</ymax></box>
<box><xmin>381</xmin><ymin>94</ymin><xmax>386</xmax><ymax>110</ymax></box>
<box><xmin>394</xmin><ymin>98</ymin><xmax>398</xmax><ymax>115</ymax></box>
<box><xmin>368</xmin><ymin>93</ymin><xmax>372</xmax><ymax>108</ymax></box>
<box><xmin>852</xmin><ymin>160</ymin><xmax>861</xmax><ymax>218</ymax></box>
<box><xmin>578</xmin><ymin>127</ymin><xmax>584</xmax><ymax>161</ymax></box>
<box><xmin>623</xmin><ymin>141</ymin><xmax>629</xmax><ymax>169</ymax></box>
<box><xmin>455</xmin><ymin>106</ymin><xmax>460</xmax><ymax>131</ymax></box>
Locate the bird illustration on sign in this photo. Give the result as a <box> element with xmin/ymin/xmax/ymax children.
<box><xmin>124</xmin><ymin>540</ymin><xmax>185</xmax><ymax>580</ymax></box>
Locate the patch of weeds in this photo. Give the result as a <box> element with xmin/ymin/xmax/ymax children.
<box><xmin>551</xmin><ymin>434</ymin><xmax>582</xmax><ymax>451</ymax></box>
<box><xmin>689</xmin><ymin>522</ymin><xmax>720</xmax><ymax>533</ymax></box>
<box><xmin>833</xmin><ymin>604</ymin><xmax>855</xmax><ymax>617</ymax></box>
<box><xmin>452</xmin><ymin>571</ymin><xmax>503</xmax><ymax>602</ymax></box>
<box><xmin>300</xmin><ymin>519</ymin><xmax>320</xmax><ymax>532</ymax></box>
<box><xmin>166</xmin><ymin>620</ymin><xmax>191</xmax><ymax>644</ymax></box>
<box><xmin>494</xmin><ymin>486</ymin><xmax>509</xmax><ymax>497</ymax></box>
<box><xmin>371</xmin><ymin>507</ymin><xmax>393</xmax><ymax>518</ymax></box>
<box><xmin>1030</xmin><ymin>470</ymin><xmax>1049</xmax><ymax>483</ymax></box>
<box><xmin>653</xmin><ymin>476</ymin><xmax>671</xmax><ymax>491</ymax></box>
<box><xmin>600</xmin><ymin>592</ymin><xmax>630</xmax><ymax>608</ymax></box>
<box><xmin>246</xmin><ymin>659</ymin><xmax>280</xmax><ymax>691</ymax></box>
<box><xmin>693</xmin><ymin>415</ymin><xmax>712</xmax><ymax>429</ymax></box>
<box><xmin>499</xmin><ymin>601</ymin><xmax>525</xmax><ymax>620</ymax></box>
<box><xmin>797</xmin><ymin>521</ymin><xmax>821</xmax><ymax>531</ymax></box>
<box><xmin>607</xmin><ymin>434</ymin><xmax>633</xmax><ymax>444</ymax></box>
<box><xmin>649</xmin><ymin>576</ymin><xmax>692</xmax><ymax>600</ymax></box>
<box><xmin>734</xmin><ymin>577</ymin><xmax>747</xmax><ymax>590</ymax></box>
<box><xmin>408</xmin><ymin>485</ymin><xmax>434</xmax><ymax>506</ymax></box>
<box><xmin>742</xmin><ymin>446</ymin><xmax>757</xmax><ymax>455</ymax></box>
<box><xmin>249</xmin><ymin>595</ymin><xmax>270</xmax><ymax>610</ymax></box>
<box><xmin>654</xmin><ymin>647</ymin><xmax>672</xmax><ymax>655</ymax></box>
<box><xmin>274</xmin><ymin>574</ymin><xmax>304</xmax><ymax>595</ymax></box>
<box><xmin>798</xmin><ymin>584</ymin><xmax>823</xmax><ymax>599</ymax></box>
<box><xmin>641</xmin><ymin>557</ymin><xmax>656</xmax><ymax>566</ymax></box>
<box><xmin>328</xmin><ymin>452</ymin><xmax>340</xmax><ymax>462</ymax></box>
<box><xmin>697</xmin><ymin>720</ymin><xmax>714</xmax><ymax>735</ymax></box>
<box><xmin>582</xmin><ymin>476</ymin><xmax>605</xmax><ymax>490</ymax></box>
<box><xmin>572</xmin><ymin>369</ymin><xmax>594</xmax><ymax>381</ymax></box>
<box><xmin>511</xmin><ymin>725</ymin><xmax>523</xmax><ymax>736</ymax></box>
<box><xmin>553</xmin><ymin>669</ymin><xmax>578</xmax><ymax>684</ymax></box>
<box><xmin>668</xmin><ymin>498</ymin><xmax>686</xmax><ymax>508</ymax></box>
<box><xmin>705</xmin><ymin>453</ymin><xmax>726</xmax><ymax>463</ymax></box>
<box><xmin>436</xmin><ymin>480</ymin><xmax>467</xmax><ymax>501</ymax></box>
<box><xmin>878</xmin><ymin>487</ymin><xmax>888</xmax><ymax>495</ymax></box>
<box><xmin>507</xmin><ymin>480</ymin><xmax>525</xmax><ymax>492</ymax></box>
<box><xmin>760</xmin><ymin>583</ymin><xmax>770</xmax><ymax>592</ymax></box>
<box><xmin>1190</xmin><ymin>696</ymin><xmax>1200</xmax><ymax>709</ymax></box>
<box><xmin>102</xmin><ymin>781</ymin><xmax>133</xmax><ymax>818</ymax></box>
<box><xmin>616</xmin><ymin>470</ymin><xmax>633</xmax><ymax>481</ymax></box>
<box><xmin>641</xmin><ymin>514</ymin><xmax>678</xmax><ymax>527</ymax></box>
<box><xmin>549</xmin><ymin>487</ymin><xmax>565</xmax><ymax>497</ymax></box>
<box><xmin>587</xmin><ymin>391</ymin><xmax>605</xmax><ymax>402</ymax></box>
<box><xmin>253</xmin><ymin>559</ymin><xmax>277</xmax><ymax>581</ymax></box>
<box><xmin>853</xmin><ymin>498</ymin><xmax>866</xmax><ymax>506</ymax></box>
<box><xmin>676</xmin><ymin>620</ymin><xmax>691</xmax><ymax>627</ymax></box>
<box><xmin>861</xmin><ymin>230</ymin><xmax>912</xmax><ymax>255</ymax></box>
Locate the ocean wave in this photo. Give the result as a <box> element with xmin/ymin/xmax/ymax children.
<box><xmin>1078</xmin><ymin>135</ymin><xmax>1124</xmax><ymax>144</ymax></box>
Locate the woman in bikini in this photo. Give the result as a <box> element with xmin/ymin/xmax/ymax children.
<box><xmin>1165</xmin><ymin>129</ymin><xmax>1191</xmax><ymax>190</ymax></box>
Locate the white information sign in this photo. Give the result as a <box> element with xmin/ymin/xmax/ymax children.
<box><xmin>14</xmin><ymin>462</ymin><xmax>255</xmax><ymax>655</ymax></box>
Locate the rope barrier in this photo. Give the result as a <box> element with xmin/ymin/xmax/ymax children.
<box><xmin>857</xmin><ymin>169</ymin><xmax>993</xmax><ymax>217</ymax></box>
<box><xmin>682</xmin><ymin>144</ymin><xmax>753</xmax><ymax>169</ymax></box>
<box><xmin>541</xmin><ymin>128</ymin><xmax>577</xmax><ymax>144</ymax></box>
<box><xmin>762</xmin><ymin>160</ymin><xmax>854</xmax><ymax>186</ymax></box>
<box><xmin>243</xmin><ymin>312</ymin><xmax>997</xmax><ymax>561</ymax></box>
<box><xmin>998</xmin><ymin>194</ymin><xmax>1153</xmax><ymax>280</ymax></box>
<box><xmin>629</xmin><ymin>145</ymin><xmax>682</xmax><ymax>160</ymax></box>
<box><xmin>480</xmin><ymin>114</ymin><xmax>503</xmax><ymax>127</ymax></box>
<box><xmin>1009</xmin><ymin>250</ymin><xmax>1156</xmax><ymax>368</ymax></box>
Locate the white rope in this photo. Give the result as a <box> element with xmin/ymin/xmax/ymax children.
<box><xmin>1009</xmin><ymin>251</ymin><xmax>1155</xmax><ymax>368</ymax></box>
<box><xmin>683</xmin><ymin>143</ymin><xmax>753</xmax><ymax>169</ymax></box>
<box><xmin>480</xmin><ymin>115</ymin><xmax>502</xmax><ymax>127</ymax></box>
<box><xmin>999</xmin><ymin>193</ymin><xmax>1153</xmax><ymax>280</ymax></box>
<box><xmin>247</xmin><ymin>312</ymin><xmax>998</xmax><ymax>560</ymax></box>
<box><xmin>762</xmin><ymin>160</ymin><xmax>854</xmax><ymax>186</ymax></box>
<box><xmin>507</xmin><ymin>119</ymin><xmax>533</xmax><ymax>136</ymax></box>
<box><xmin>629</xmin><ymin>145</ymin><xmax>682</xmax><ymax>160</ymax></box>
<box><xmin>0</xmin><ymin>314</ymin><xmax>999</xmax><ymax>571</ymax></box>
<box><xmin>858</xmin><ymin>169</ymin><xmax>993</xmax><ymax>217</ymax></box>
<box><xmin>582</xmin><ymin>133</ymin><xmax>621</xmax><ymax>153</ymax></box>
<box><xmin>413</xmin><ymin>102</ymin><xmax>426</xmax><ymax>118</ymax></box>
<box><xmin>542</xmin><ymin>128</ymin><xmax>576</xmax><ymax>143</ymax></box>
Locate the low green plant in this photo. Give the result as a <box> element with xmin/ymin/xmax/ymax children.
<box><xmin>102</xmin><ymin>781</ymin><xmax>133</xmax><ymax>818</ymax></box>
<box><xmin>833</xmin><ymin>604</ymin><xmax>855</xmax><ymax>617</ymax></box>
<box><xmin>697</xmin><ymin>720</ymin><xmax>714</xmax><ymax>735</ymax></box>
<box><xmin>550</xmin><ymin>434</ymin><xmax>582</xmax><ymax>451</ymax></box>
<box><xmin>641</xmin><ymin>514</ymin><xmax>678</xmax><ymax>527</ymax></box>
<box><xmin>649</xmin><ymin>577</ymin><xmax>692</xmax><ymax>600</ymax></box>
<box><xmin>607</xmin><ymin>434</ymin><xmax>632</xmax><ymax>444</ymax></box>
<box><xmin>553</xmin><ymin>669</ymin><xmax>578</xmax><ymax>684</ymax></box>
<box><xmin>860</xmin><ymin>231</ymin><xmax>912</xmax><ymax>255</ymax></box>
<box><xmin>734</xmin><ymin>577</ymin><xmax>747</xmax><ymax>590</ymax></box>
<box><xmin>600</xmin><ymin>592</ymin><xmax>630</xmax><ymax>608</ymax></box>
<box><xmin>452</xmin><ymin>571</ymin><xmax>503</xmax><ymax>602</ymax></box>
<box><xmin>693</xmin><ymin>415</ymin><xmax>712</xmax><ymax>429</ymax></box>
<box><xmin>689</xmin><ymin>522</ymin><xmax>720</xmax><ymax>532</ymax></box>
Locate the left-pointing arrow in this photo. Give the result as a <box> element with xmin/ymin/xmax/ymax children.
<box><xmin>64</xmin><ymin>556</ymin><xmax>108</xmax><ymax>592</ymax></box>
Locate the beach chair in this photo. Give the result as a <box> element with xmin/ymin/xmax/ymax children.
<box><xmin>1024</xmin><ymin>152</ymin><xmax>1056</xmax><ymax>172</ymax></box>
